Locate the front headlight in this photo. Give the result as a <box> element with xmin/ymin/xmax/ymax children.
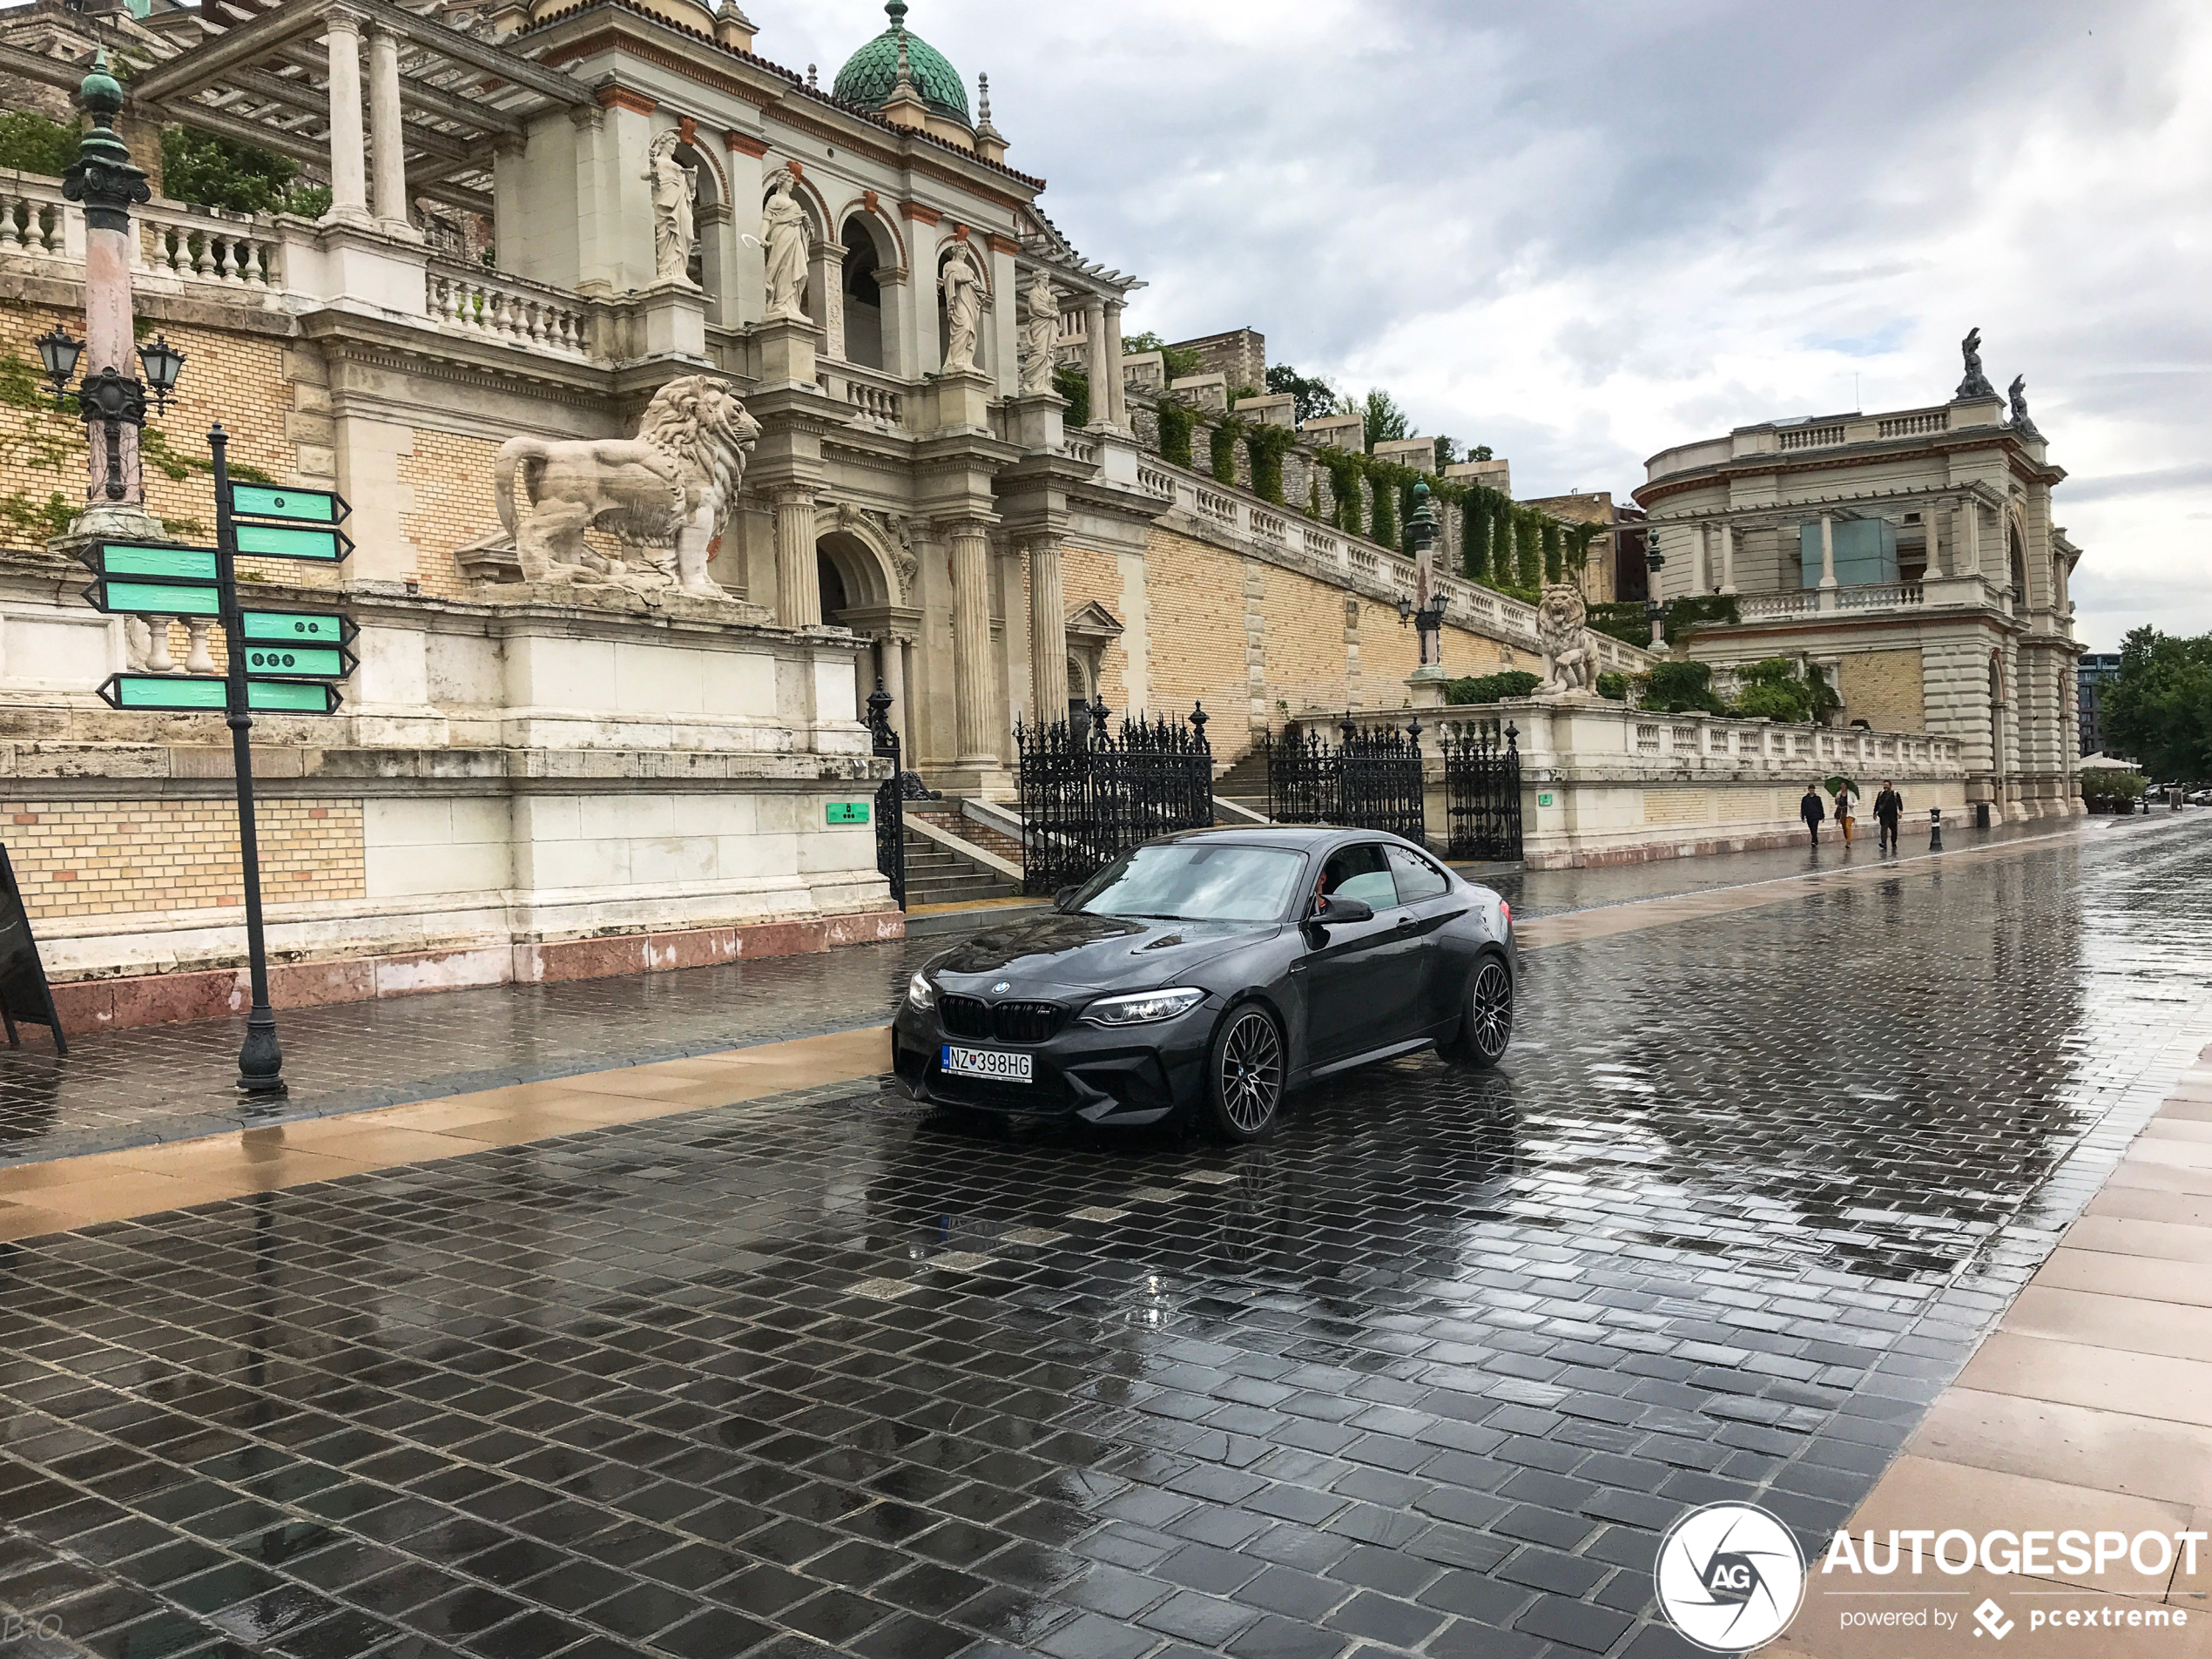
<box><xmin>1082</xmin><ymin>987</ymin><xmax>1206</xmax><ymax>1026</ymax></box>
<box><xmin>907</xmin><ymin>970</ymin><xmax>937</xmax><ymax>1010</ymax></box>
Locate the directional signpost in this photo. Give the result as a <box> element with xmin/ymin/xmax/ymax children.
<box><xmin>79</xmin><ymin>426</ymin><xmax>355</xmax><ymax>1097</ymax></box>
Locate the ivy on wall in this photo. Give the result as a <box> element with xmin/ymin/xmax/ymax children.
<box><xmin>1209</xmin><ymin>416</ymin><xmax>1241</xmax><ymax>488</ymax></box>
<box><xmin>1244</xmin><ymin>422</ymin><xmax>1298</xmax><ymax>506</ymax></box>
<box><xmin>1155</xmin><ymin>398</ymin><xmax>1196</xmax><ymax>469</ymax></box>
<box><xmin>1053</xmin><ymin>366</ymin><xmax>1090</xmax><ymax>429</ymax></box>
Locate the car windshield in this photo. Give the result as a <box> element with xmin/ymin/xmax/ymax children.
<box><xmin>1075</xmin><ymin>844</ymin><xmax>1306</xmax><ymax>923</ymax></box>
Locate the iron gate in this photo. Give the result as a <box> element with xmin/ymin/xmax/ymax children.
<box><xmin>1442</xmin><ymin>721</ymin><xmax>1522</xmax><ymax>861</ymax></box>
<box><xmin>866</xmin><ymin>683</ymin><xmax>906</xmax><ymax>910</ymax></box>
<box><xmin>1264</xmin><ymin>718</ymin><xmax>1426</xmax><ymax>840</ymax></box>
<box><xmin>1015</xmin><ymin>701</ymin><xmax>1214</xmax><ymax>895</ymax></box>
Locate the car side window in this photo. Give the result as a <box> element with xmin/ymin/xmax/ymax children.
<box><xmin>1386</xmin><ymin>845</ymin><xmax>1450</xmax><ymax>903</ymax></box>
<box><xmin>1318</xmin><ymin>844</ymin><xmax>1396</xmax><ymax>910</ymax></box>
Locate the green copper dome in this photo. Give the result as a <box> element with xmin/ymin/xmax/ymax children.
<box><xmin>832</xmin><ymin>2</ymin><xmax>970</xmax><ymax>125</ymax></box>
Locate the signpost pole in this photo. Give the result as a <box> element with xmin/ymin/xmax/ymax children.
<box><xmin>212</xmin><ymin>424</ymin><xmax>285</xmax><ymax>1098</ymax></box>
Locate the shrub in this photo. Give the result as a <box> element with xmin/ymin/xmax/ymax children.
<box><xmin>0</xmin><ymin>111</ymin><xmax>77</xmax><ymax>177</ymax></box>
<box><xmin>1595</xmin><ymin>671</ymin><xmax>1629</xmax><ymax>701</ymax></box>
<box><xmin>2079</xmin><ymin>767</ymin><xmax>2147</xmax><ymax>800</ymax></box>
<box><xmin>1638</xmin><ymin>661</ymin><xmax>1726</xmax><ymax>715</ymax></box>
<box><xmin>1445</xmin><ymin>671</ymin><xmax>1541</xmax><ymax>705</ymax></box>
<box><xmin>1052</xmin><ymin>366</ymin><xmax>1089</xmax><ymax>428</ymax></box>
<box><xmin>1155</xmin><ymin>397</ymin><xmax>1195</xmax><ymax>469</ymax></box>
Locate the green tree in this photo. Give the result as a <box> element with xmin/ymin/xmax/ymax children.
<box><xmin>1470</xmin><ymin>443</ymin><xmax>1494</xmax><ymax>462</ymax></box>
<box><xmin>1433</xmin><ymin>435</ymin><xmax>1460</xmax><ymax>470</ymax></box>
<box><xmin>1122</xmin><ymin>330</ymin><xmax>1203</xmax><ymax>379</ymax></box>
<box><xmin>1052</xmin><ymin>365</ymin><xmax>1089</xmax><ymax>428</ymax></box>
<box><xmin>0</xmin><ymin>111</ymin><xmax>77</xmax><ymax>177</ymax></box>
<box><xmin>159</xmin><ymin>126</ymin><xmax>327</xmax><ymax>216</ymax></box>
<box><xmin>2105</xmin><ymin>626</ymin><xmax>2212</xmax><ymax>782</ymax></box>
<box><xmin>1265</xmin><ymin>362</ymin><xmax>1339</xmax><ymax>424</ymax></box>
<box><xmin>1359</xmin><ymin>388</ymin><xmax>1415</xmax><ymax>452</ymax></box>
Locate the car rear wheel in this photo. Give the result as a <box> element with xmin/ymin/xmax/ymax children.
<box><xmin>1204</xmin><ymin>1004</ymin><xmax>1285</xmax><ymax>1142</ymax></box>
<box><xmin>1441</xmin><ymin>956</ymin><xmax>1514</xmax><ymax>1069</ymax></box>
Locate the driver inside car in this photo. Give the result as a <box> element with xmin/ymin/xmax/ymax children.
<box><xmin>1314</xmin><ymin>843</ymin><xmax>1395</xmax><ymax>914</ymax></box>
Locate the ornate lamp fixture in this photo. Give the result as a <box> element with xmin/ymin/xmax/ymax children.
<box><xmin>138</xmin><ymin>334</ymin><xmax>186</xmax><ymax>414</ymax></box>
<box><xmin>35</xmin><ymin>327</ymin><xmax>84</xmax><ymax>401</ymax></box>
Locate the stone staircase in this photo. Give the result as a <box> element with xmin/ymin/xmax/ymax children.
<box><xmin>1214</xmin><ymin>749</ymin><xmax>1272</xmax><ymax>820</ymax></box>
<box><xmin>902</xmin><ymin>806</ymin><xmax>1025</xmax><ymax>907</ymax></box>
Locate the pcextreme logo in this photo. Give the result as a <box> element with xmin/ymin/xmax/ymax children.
<box><xmin>1656</xmin><ymin>1503</ymin><xmax>1807</xmax><ymax>1653</ymax></box>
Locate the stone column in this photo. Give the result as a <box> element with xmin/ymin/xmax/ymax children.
<box><xmin>1692</xmin><ymin>523</ymin><xmax>1709</xmax><ymax>592</ymax></box>
<box><xmin>879</xmin><ymin>631</ymin><xmax>909</xmax><ymax>743</ymax></box>
<box><xmin>1082</xmin><ymin>293</ymin><xmax>1110</xmax><ymax>428</ymax></box>
<box><xmin>322</xmin><ymin>10</ymin><xmax>371</xmax><ymax>224</ymax></box>
<box><xmin>1922</xmin><ymin>508</ymin><xmax>1942</xmax><ymax>579</ymax></box>
<box><xmin>898</xmin><ymin>637</ymin><xmax>919</xmax><ymax>756</ymax></box>
<box><xmin>948</xmin><ymin>516</ymin><xmax>996</xmax><ymax>763</ymax></box>
<box><xmin>1103</xmin><ymin>300</ymin><xmax>1129</xmax><ymax>429</ymax></box>
<box><xmin>772</xmin><ymin>487</ymin><xmax>819</xmax><ymax>628</ymax></box>
<box><xmin>1027</xmin><ymin>536</ymin><xmax>1069</xmax><ymax>729</ymax></box>
<box><xmin>1717</xmin><ymin>523</ymin><xmax>1737</xmax><ymax>595</ymax></box>
<box><xmin>1961</xmin><ymin>499</ymin><xmax>1982</xmax><ymax>576</ymax></box>
<box><xmin>367</xmin><ymin>24</ymin><xmax>409</xmax><ymax>231</ymax></box>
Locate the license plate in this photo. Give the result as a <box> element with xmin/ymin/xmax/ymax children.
<box><xmin>941</xmin><ymin>1045</ymin><xmax>1033</xmax><ymax>1082</ymax></box>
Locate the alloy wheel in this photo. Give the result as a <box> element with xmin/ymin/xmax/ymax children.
<box><xmin>1467</xmin><ymin>960</ymin><xmax>1514</xmax><ymax>1061</ymax></box>
<box><xmin>1218</xmin><ymin>1008</ymin><xmax>1285</xmax><ymax>1134</ymax></box>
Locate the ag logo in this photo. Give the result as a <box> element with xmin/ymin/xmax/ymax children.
<box><xmin>1656</xmin><ymin>1502</ymin><xmax>1806</xmax><ymax>1653</ymax></box>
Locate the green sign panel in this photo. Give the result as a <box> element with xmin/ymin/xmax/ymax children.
<box><xmin>246</xmin><ymin>678</ymin><xmax>343</xmax><ymax>714</ymax></box>
<box><xmin>102</xmin><ymin>673</ymin><xmax>226</xmax><ymax>711</ymax></box>
<box><xmin>89</xmin><ymin>580</ymin><xmax>221</xmax><ymax>617</ymax></box>
<box><xmin>91</xmin><ymin>543</ymin><xmax>219</xmax><ymax>583</ymax></box>
<box><xmin>241</xmin><ymin>610</ymin><xmax>353</xmax><ymax>645</ymax></box>
<box><xmin>1537</xmin><ymin>792</ymin><xmax>1554</xmax><ymax>807</ymax></box>
<box><xmin>235</xmin><ymin>523</ymin><xmax>350</xmax><ymax>562</ymax></box>
<box><xmin>228</xmin><ymin>484</ymin><xmax>347</xmax><ymax>524</ymax></box>
<box><xmin>826</xmin><ymin>802</ymin><xmax>871</xmax><ymax>826</ymax></box>
<box><xmin>244</xmin><ymin>644</ymin><xmax>349</xmax><ymax>679</ymax></box>
<box><xmin>97</xmin><ymin>674</ymin><xmax>344</xmax><ymax>715</ymax></box>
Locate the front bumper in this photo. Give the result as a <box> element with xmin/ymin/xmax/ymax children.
<box><xmin>890</xmin><ymin>998</ymin><xmax>1212</xmax><ymax>1125</ymax></box>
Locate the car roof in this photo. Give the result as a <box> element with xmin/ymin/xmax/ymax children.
<box><xmin>1153</xmin><ymin>826</ymin><xmax>1416</xmax><ymax>852</ymax></box>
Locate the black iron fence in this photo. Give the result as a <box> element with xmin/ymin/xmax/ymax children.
<box><xmin>1264</xmin><ymin>718</ymin><xmax>1426</xmax><ymax>840</ymax></box>
<box><xmin>865</xmin><ymin>683</ymin><xmax>906</xmax><ymax>910</ymax></box>
<box><xmin>1015</xmin><ymin>700</ymin><xmax>1214</xmax><ymax>895</ymax></box>
<box><xmin>1441</xmin><ymin>721</ymin><xmax>1522</xmax><ymax>861</ymax></box>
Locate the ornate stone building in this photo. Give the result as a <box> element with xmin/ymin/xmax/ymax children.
<box><xmin>0</xmin><ymin>0</ymin><xmax>1649</xmax><ymax>1021</ymax></box>
<box><xmin>1634</xmin><ymin>337</ymin><xmax>2084</xmax><ymax>819</ymax></box>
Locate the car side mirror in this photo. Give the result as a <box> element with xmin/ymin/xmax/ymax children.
<box><xmin>1317</xmin><ymin>895</ymin><xmax>1373</xmax><ymax>924</ymax></box>
<box><xmin>1054</xmin><ymin>885</ymin><xmax>1081</xmax><ymax>912</ymax></box>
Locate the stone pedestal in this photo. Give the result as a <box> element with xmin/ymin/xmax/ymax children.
<box><xmin>1005</xmin><ymin>389</ymin><xmax>1066</xmax><ymax>455</ymax></box>
<box><xmin>280</xmin><ymin>217</ymin><xmax>431</xmax><ymax>314</ymax></box>
<box><xmin>1405</xmin><ymin>664</ymin><xmax>1449</xmax><ymax>709</ymax></box>
<box><xmin>754</xmin><ymin>314</ymin><xmax>822</xmax><ymax>388</ymax></box>
<box><xmin>637</xmin><ymin>279</ymin><xmax>707</xmax><ymax>360</ymax></box>
<box><xmin>930</xmin><ymin>368</ymin><xmax>995</xmax><ymax>435</ymax></box>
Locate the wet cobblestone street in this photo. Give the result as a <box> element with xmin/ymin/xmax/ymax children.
<box><xmin>2</xmin><ymin>818</ymin><xmax>2209</xmax><ymax>1659</ymax></box>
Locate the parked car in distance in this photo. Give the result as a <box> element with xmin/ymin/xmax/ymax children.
<box><xmin>891</xmin><ymin>827</ymin><xmax>1516</xmax><ymax>1142</ymax></box>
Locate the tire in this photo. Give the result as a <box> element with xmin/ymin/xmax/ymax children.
<box><xmin>1204</xmin><ymin>1003</ymin><xmax>1286</xmax><ymax>1143</ymax></box>
<box><xmin>1441</xmin><ymin>955</ymin><xmax>1514</xmax><ymax>1069</ymax></box>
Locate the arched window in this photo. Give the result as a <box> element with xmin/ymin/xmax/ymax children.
<box><xmin>841</xmin><ymin>219</ymin><xmax>885</xmax><ymax>368</ymax></box>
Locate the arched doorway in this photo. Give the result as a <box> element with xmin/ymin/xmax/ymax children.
<box><xmin>840</xmin><ymin>219</ymin><xmax>888</xmax><ymax>368</ymax></box>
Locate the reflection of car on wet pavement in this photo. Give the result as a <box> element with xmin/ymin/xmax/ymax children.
<box><xmin>890</xmin><ymin>826</ymin><xmax>1516</xmax><ymax>1141</ymax></box>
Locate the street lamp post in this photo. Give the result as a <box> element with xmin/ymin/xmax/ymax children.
<box><xmin>1643</xmin><ymin>529</ymin><xmax>1668</xmax><ymax>648</ymax></box>
<box><xmin>1399</xmin><ymin>482</ymin><xmax>1450</xmax><ymax>666</ymax></box>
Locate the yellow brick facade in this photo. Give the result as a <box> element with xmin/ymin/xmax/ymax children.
<box><xmin>3</xmin><ymin>799</ymin><xmax>367</xmax><ymax>920</ymax></box>
<box><xmin>1141</xmin><ymin>527</ymin><xmax>1252</xmax><ymax>735</ymax></box>
<box><xmin>402</xmin><ymin>427</ymin><xmax>504</xmax><ymax>598</ymax></box>
<box><xmin>1835</xmin><ymin>647</ymin><xmax>1927</xmax><ymax>733</ymax></box>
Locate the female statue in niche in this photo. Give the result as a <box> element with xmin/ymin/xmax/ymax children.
<box><xmin>761</xmin><ymin>171</ymin><xmax>810</xmax><ymax>321</ymax></box>
<box><xmin>1020</xmin><ymin>266</ymin><xmax>1058</xmax><ymax>395</ymax></box>
<box><xmin>644</xmin><ymin>131</ymin><xmax>696</xmax><ymax>287</ymax></box>
<box><xmin>941</xmin><ymin>248</ymin><xmax>982</xmax><ymax>374</ymax></box>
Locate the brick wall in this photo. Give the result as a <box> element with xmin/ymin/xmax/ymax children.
<box><xmin>402</xmin><ymin>427</ymin><xmax>504</xmax><ymax>598</ymax></box>
<box><xmin>1836</xmin><ymin>647</ymin><xmax>1927</xmax><ymax>733</ymax></box>
<box><xmin>1141</xmin><ymin>526</ymin><xmax>1249</xmax><ymax>734</ymax></box>
<box><xmin>2</xmin><ymin>798</ymin><xmax>367</xmax><ymax>919</ymax></box>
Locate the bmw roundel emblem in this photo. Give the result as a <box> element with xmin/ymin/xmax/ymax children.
<box><xmin>992</xmin><ymin>981</ymin><xmax>1011</xmax><ymax>994</ymax></box>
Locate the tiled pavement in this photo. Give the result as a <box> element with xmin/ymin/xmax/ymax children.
<box><xmin>0</xmin><ymin>816</ymin><xmax>2208</xmax><ymax>1658</ymax></box>
<box><xmin>0</xmin><ymin>815</ymin><xmax>2162</xmax><ymax>1171</ymax></box>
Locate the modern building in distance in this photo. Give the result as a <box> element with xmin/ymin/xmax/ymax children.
<box><xmin>2077</xmin><ymin>652</ymin><xmax>2121</xmax><ymax>759</ymax></box>
<box><xmin>1633</xmin><ymin>339</ymin><xmax>2084</xmax><ymax>820</ymax></box>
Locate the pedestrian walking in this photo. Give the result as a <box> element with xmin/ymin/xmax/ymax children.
<box><xmin>1834</xmin><ymin>781</ymin><xmax>1857</xmax><ymax>846</ymax></box>
<box><xmin>1874</xmin><ymin>779</ymin><xmax>1905</xmax><ymax>853</ymax></box>
<box><xmin>1800</xmin><ymin>783</ymin><xmax>1825</xmax><ymax>848</ymax></box>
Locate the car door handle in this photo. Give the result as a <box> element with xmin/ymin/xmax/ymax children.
<box><xmin>1395</xmin><ymin>914</ymin><xmax>1419</xmax><ymax>932</ymax></box>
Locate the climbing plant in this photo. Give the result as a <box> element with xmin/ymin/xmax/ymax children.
<box><xmin>1208</xmin><ymin>415</ymin><xmax>1242</xmax><ymax>487</ymax></box>
<box><xmin>1053</xmin><ymin>366</ymin><xmax>1089</xmax><ymax>429</ymax></box>
<box><xmin>1155</xmin><ymin>397</ymin><xmax>1196</xmax><ymax>469</ymax></box>
<box><xmin>1244</xmin><ymin>422</ymin><xmax>1298</xmax><ymax>506</ymax></box>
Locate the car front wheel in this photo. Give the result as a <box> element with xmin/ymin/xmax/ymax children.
<box><xmin>1441</xmin><ymin>956</ymin><xmax>1514</xmax><ymax>1069</ymax></box>
<box><xmin>1204</xmin><ymin>1004</ymin><xmax>1285</xmax><ymax>1142</ymax></box>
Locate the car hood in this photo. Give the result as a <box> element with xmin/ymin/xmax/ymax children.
<box><xmin>928</xmin><ymin>911</ymin><xmax>1275</xmax><ymax>995</ymax></box>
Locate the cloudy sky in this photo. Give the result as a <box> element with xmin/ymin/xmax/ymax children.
<box><xmin>765</xmin><ymin>0</ymin><xmax>2209</xmax><ymax>651</ymax></box>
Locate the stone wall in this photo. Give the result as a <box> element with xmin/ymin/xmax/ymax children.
<box><xmin>3</xmin><ymin>795</ymin><xmax>367</xmax><ymax>917</ymax></box>
<box><xmin>1835</xmin><ymin>646</ymin><xmax>1927</xmax><ymax>732</ymax></box>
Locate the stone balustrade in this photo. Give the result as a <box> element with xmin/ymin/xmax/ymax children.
<box><xmin>0</xmin><ymin>173</ymin><xmax>71</xmax><ymax>258</ymax></box>
<box><xmin>818</xmin><ymin>363</ymin><xmax>905</xmax><ymax>429</ymax></box>
<box><xmin>425</xmin><ymin>261</ymin><xmax>590</xmax><ymax>356</ymax></box>
<box><xmin>142</xmin><ymin>202</ymin><xmax>284</xmax><ymax>290</ymax></box>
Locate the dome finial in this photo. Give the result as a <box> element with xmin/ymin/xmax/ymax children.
<box><xmin>977</xmin><ymin>71</ymin><xmax>991</xmax><ymax>125</ymax></box>
<box><xmin>886</xmin><ymin>0</ymin><xmax>907</xmax><ymax>30</ymax></box>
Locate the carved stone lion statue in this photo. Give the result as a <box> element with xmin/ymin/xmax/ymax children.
<box><xmin>1535</xmin><ymin>582</ymin><xmax>1600</xmax><ymax>696</ymax></box>
<box><xmin>486</xmin><ymin>376</ymin><xmax>760</xmax><ymax>600</ymax></box>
